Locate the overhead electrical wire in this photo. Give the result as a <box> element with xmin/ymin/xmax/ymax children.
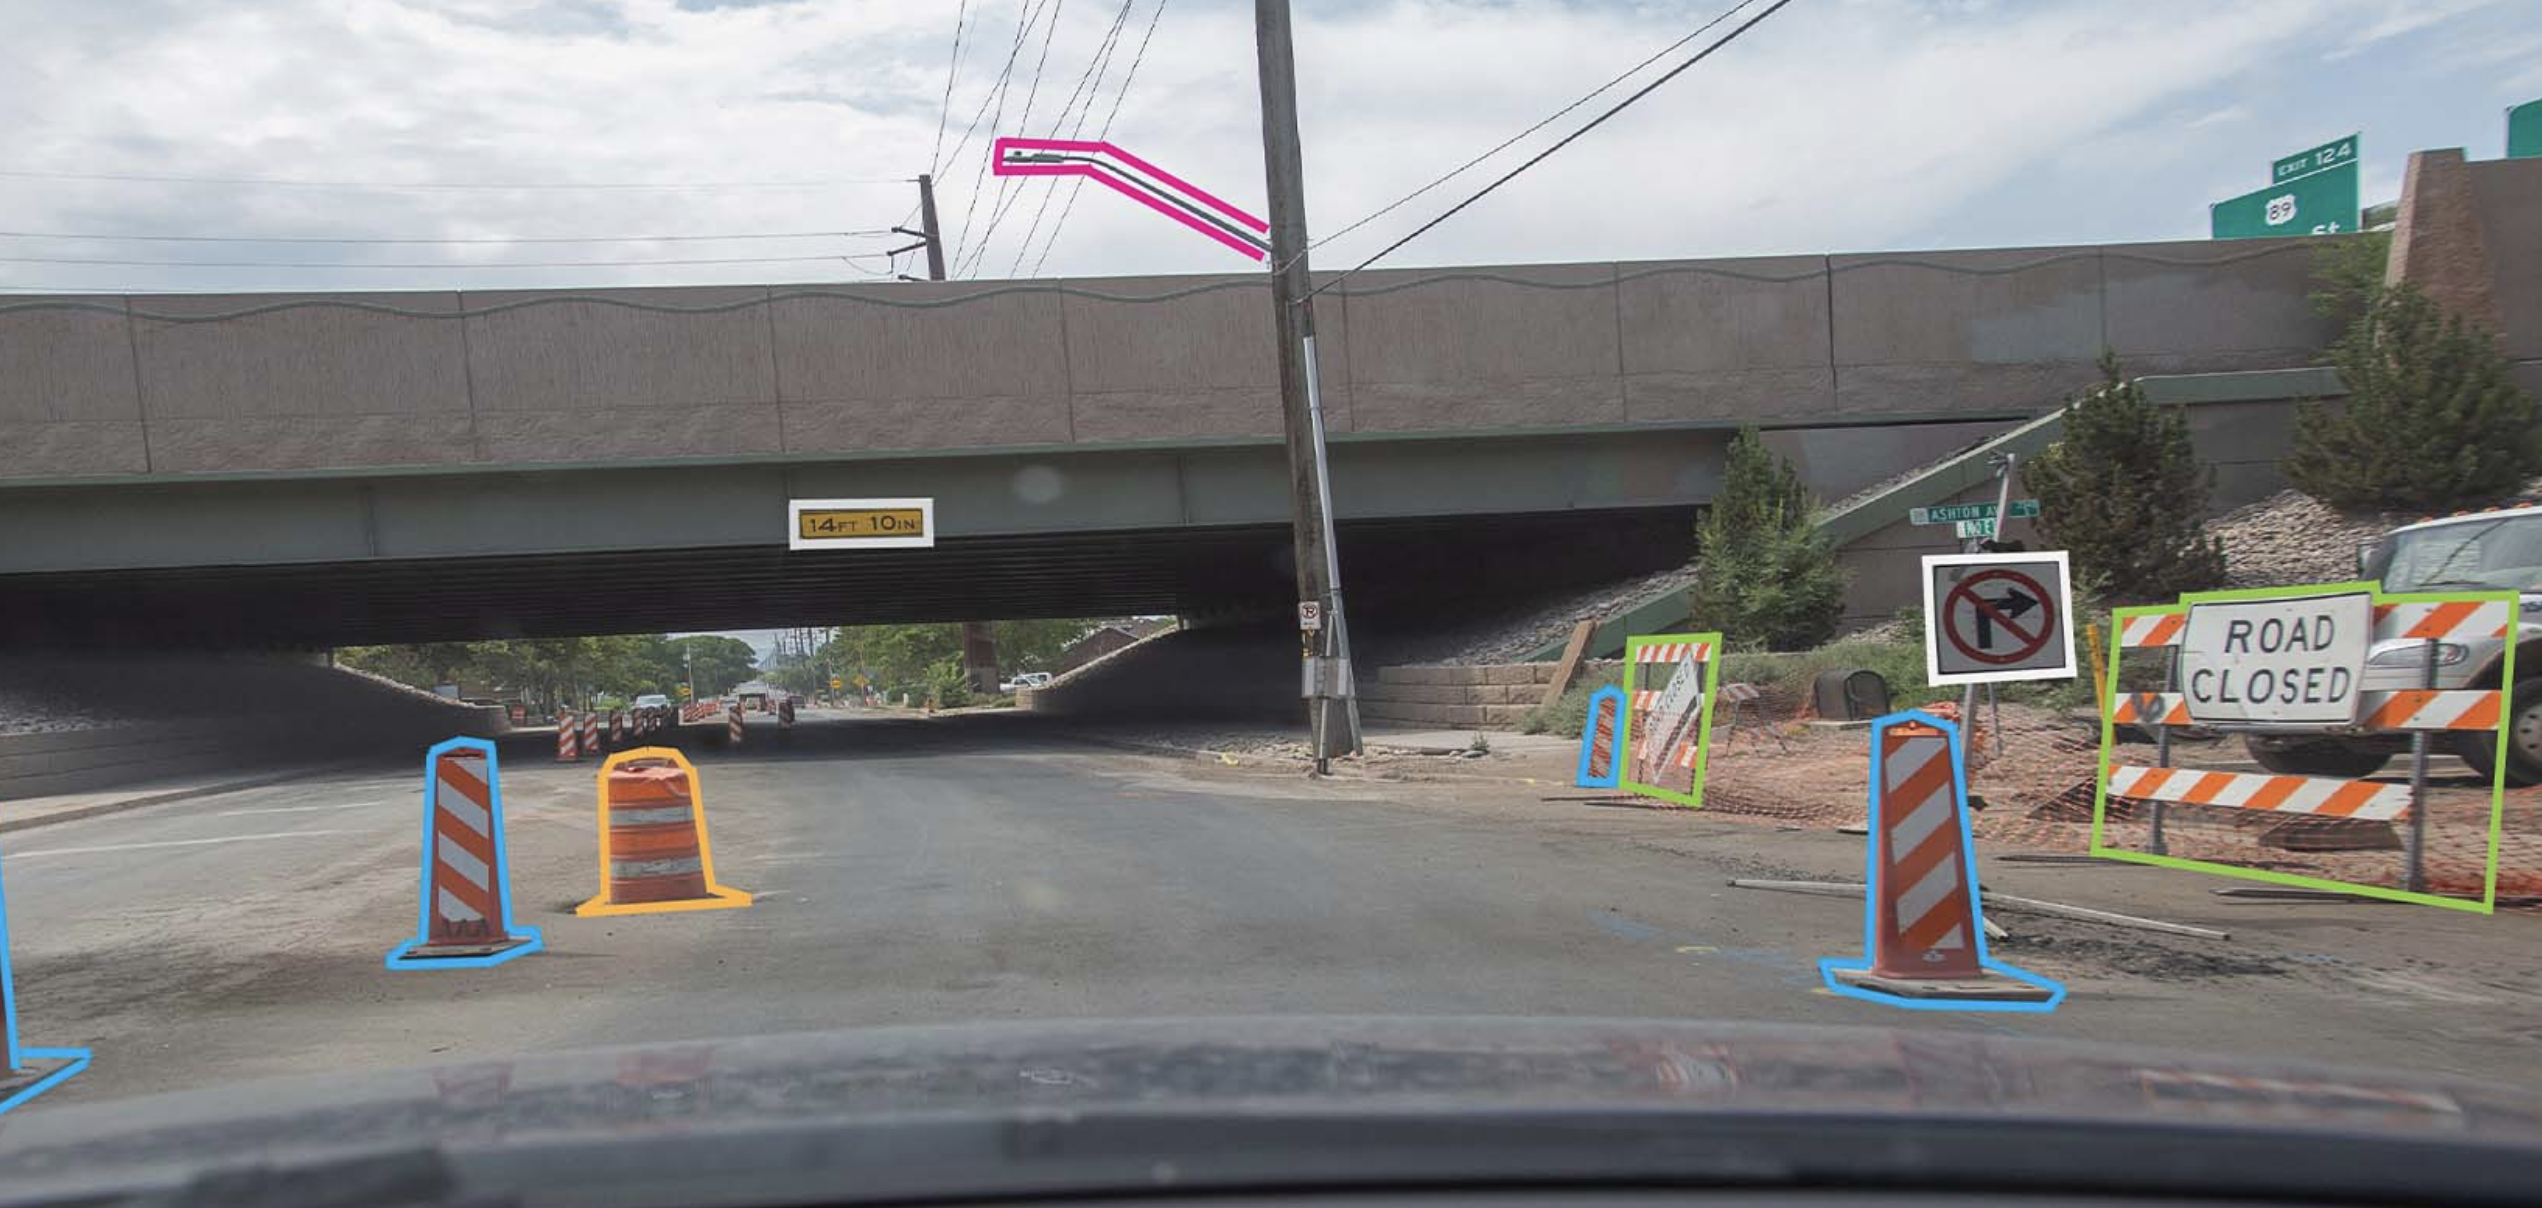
<box><xmin>956</xmin><ymin>0</ymin><xmax>1073</xmax><ymax>276</ymax></box>
<box><xmin>1284</xmin><ymin>0</ymin><xmax>1761</xmax><ymax>274</ymax></box>
<box><xmin>1297</xmin><ymin>0</ymin><xmax>1798</xmax><ymax>306</ymax></box>
<box><xmin>1025</xmin><ymin>0</ymin><xmax>1169</xmax><ymax>278</ymax></box>
<box><xmin>1001</xmin><ymin>0</ymin><xmax>1135</xmax><ymax>277</ymax></box>
<box><xmin>0</xmin><ymin>167</ymin><xmax>910</xmax><ymax>191</ymax></box>
<box><xmin>928</xmin><ymin>0</ymin><xmax>974</xmax><ymax>176</ymax></box>
<box><xmin>946</xmin><ymin>0</ymin><xmax>1063</xmax><ymax>267</ymax></box>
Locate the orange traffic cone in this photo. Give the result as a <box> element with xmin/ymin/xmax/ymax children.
<box><xmin>1819</xmin><ymin>709</ymin><xmax>2060</xmax><ymax>1009</ymax></box>
<box><xmin>387</xmin><ymin>738</ymin><xmax>542</xmax><ymax>968</ymax></box>
<box><xmin>575</xmin><ymin>748</ymin><xmax>752</xmax><ymax>917</ymax></box>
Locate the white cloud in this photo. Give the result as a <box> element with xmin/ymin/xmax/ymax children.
<box><xmin>0</xmin><ymin>0</ymin><xmax>2504</xmax><ymax>294</ymax></box>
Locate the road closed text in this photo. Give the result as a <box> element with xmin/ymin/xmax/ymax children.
<box><xmin>2178</xmin><ymin>593</ymin><xmax>2371</xmax><ymax>726</ymax></box>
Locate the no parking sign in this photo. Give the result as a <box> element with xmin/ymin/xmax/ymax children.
<box><xmin>1921</xmin><ymin>551</ymin><xmax>2077</xmax><ymax>686</ymax></box>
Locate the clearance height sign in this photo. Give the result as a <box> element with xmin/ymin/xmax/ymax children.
<box><xmin>2177</xmin><ymin>592</ymin><xmax>2370</xmax><ymax>725</ymax></box>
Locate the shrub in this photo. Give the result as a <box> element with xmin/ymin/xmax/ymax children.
<box><xmin>1522</xmin><ymin>679</ymin><xmax>1617</xmax><ymax>736</ymax></box>
<box><xmin>1687</xmin><ymin>426</ymin><xmax>1847</xmax><ymax>651</ymax></box>
<box><xmin>2023</xmin><ymin>351</ymin><xmax>2226</xmax><ymax>601</ymax></box>
<box><xmin>922</xmin><ymin>658</ymin><xmax>972</xmax><ymax>708</ymax></box>
<box><xmin>2285</xmin><ymin>283</ymin><xmax>2542</xmax><ymax>512</ymax></box>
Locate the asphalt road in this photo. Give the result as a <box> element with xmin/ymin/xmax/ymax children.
<box><xmin>6</xmin><ymin>707</ymin><xmax>2540</xmax><ymax>1113</ymax></box>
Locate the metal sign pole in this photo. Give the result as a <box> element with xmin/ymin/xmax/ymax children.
<box><xmin>2150</xmin><ymin>646</ymin><xmax>2175</xmax><ymax>857</ymax></box>
<box><xmin>2404</xmin><ymin>637</ymin><xmax>2437</xmax><ymax>893</ymax></box>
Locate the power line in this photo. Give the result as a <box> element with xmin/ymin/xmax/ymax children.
<box><xmin>1026</xmin><ymin>0</ymin><xmax>1169</xmax><ymax>278</ymax></box>
<box><xmin>0</xmin><ymin>253</ymin><xmax>896</xmax><ymax>270</ymax></box>
<box><xmin>928</xmin><ymin>0</ymin><xmax>974</xmax><ymax>175</ymax></box>
<box><xmin>1299</xmin><ymin>0</ymin><xmax>1799</xmax><ymax>307</ymax></box>
<box><xmin>948</xmin><ymin>0</ymin><xmax>1062</xmax><ymax>269</ymax></box>
<box><xmin>958</xmin><ymin>0</ymin><xmax>1072</xmax><ymax>276</ymax></box>
<box><xmin>1005</xmin><ymin>0</ymin><xmax>1139</xmax><ymax>277</ymax></box>
<box><xmin>0</xmin><ymin>228</ymin><xmax>899</xmax><ymax>246</ymax></box>
<box><xmin>0</xmin><ymin>167</ymin><xmax>913</xmax><ymax>191</ymax></box>
<box><xmin>1287</xmin><ymin>0</ymin><xmax>1760</xmax><ymax>274</ymax></box>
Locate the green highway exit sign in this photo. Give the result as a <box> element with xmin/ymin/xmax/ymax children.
<box><xmin>1910</xmin><ymin>500</ymin><xmax>2039</xmax><ymax>526</ymax></box>
<box><xmin>2512</xmin><ymin>99</ymin><xmax>2542</xmax><ymax>160</ymax></box>
<box><xmin>2273</xmin><ymin>134</ymin><xmax>2357</xmax><ymax>183</ymax></box>
<box><xmin>2213</xmin><ymin>160</ymin><xmax>2359</xmax><ymax>239</ymax></box>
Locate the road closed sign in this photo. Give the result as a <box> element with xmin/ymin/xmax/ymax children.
<box><xmin>1922</xmin><ymin>551</ymin><xmax>2076</xmax><ymax>686</ymax></box>
<box><xmin>2178</xmin><ymin>592</ymin><xmax>2370</xmax><ymax>725</ymax></box>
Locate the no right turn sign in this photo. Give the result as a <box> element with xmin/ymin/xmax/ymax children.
<box><xmin>1922</xmin><ymin>551</ymin><xmax>2077</xmax><ymax>686</ymax></box>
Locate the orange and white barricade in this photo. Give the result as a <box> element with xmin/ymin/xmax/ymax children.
<box><xmin>727</xmin><ymin>703</ymin><xmax>744</xmax><ymax>746</ymax></box>
<box><xmin>1820</xmin><ymin>710</ymin><xmax>2060</xmax><ymax>1009</ymax></box>
<box><xmin>2106</xmin><ymin>595</ymin><xmax>2514</xmax><ymax>857</ymax></box>
<box><xmin>581</xmin><ymin>712</ymin><xmax>601</xmax><ymax>755</ymax></box>
<box><xmin>385</xmin><ymin>738</ymin><xmax>542</xmax><ymax>968</ymax></box>
<box><xmin>1620</xmin><ymin>633</ymin><xmax>1722</xmax><ymax>806</ymax></box>
<box><xmin>576</xmin><ymin>749</ymin><xmax>752</xmax><ymax>917</ymax></box>
<box><xmin>610</xmin><ymin>711</ymin><xmax>625</xmax><ymax>746</ymax></box>
<box><xmin>557</xmin><ymin>711</ymin><xmax>580</xmax><ymax>762</ymax></box>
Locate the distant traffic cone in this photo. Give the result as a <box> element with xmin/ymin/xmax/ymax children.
<box><xmin>576</xmin><ymin>748</ymin><xmax>752</xmax><ymax>917</ymax></box>
<box><xmin>557</xmin><ymin>711</ymin><xmax>580</xmax><ymax>762</ymax></box>
<box><xmin>581</xmin><ymin>711</ymin><xmax>601</xmax><ymax>755</ymax></box>
<box><xmin>610</xmin><ymin>710</ymin><xmax>626</xmax><ymax>746</ymax></box>
<box><xmin>386</xmin><ymin>738</ymin><xmax>543</xmax><ymax>969</ymax></box>
<box><xmin>727</xmin><ymin>703</ymin><xmax>744</xmax><ymax>746</ymax></box>
<box><xmin>1819</xmin><ymin>710</ymin><xmax>2061</xmax><ymax>1009</ymax></box>
<box><xmin>1575</xmin><ymin>685</ymin><xmax>1624</xmax><ymax>789</ymax></box>
<box><xmin>778</xmin><ymin>697</ymin><xmax>795</xmax><ymax>729</ymax></box>
<box><xmin>0</xmin><ymin>832</ymin><xmax>92</xmax><ymax>1116</ymax></box>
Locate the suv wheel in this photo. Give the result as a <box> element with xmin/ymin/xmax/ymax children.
<box><xmin>2460</xmin><ymin>676</ymin><xmax>2542</xmax><ymax>788</ymax></box>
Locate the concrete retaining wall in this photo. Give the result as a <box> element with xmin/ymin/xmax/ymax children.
<box><xmin>1360</xmin><ymin>663</ymin><xmax>1563</xmax><ymax>730</ymax></box>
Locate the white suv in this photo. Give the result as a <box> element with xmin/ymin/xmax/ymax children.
<box><xmin>2238</xmin><ymin>504</ymin><xmax>2542</xmax><ymax>785</ymax></box>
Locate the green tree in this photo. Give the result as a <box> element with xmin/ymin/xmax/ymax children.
<box><xmin>2285</xmin><ymin>283</ymin><xmax>2542</xmax><ymax>512</ymax></box>
<box><xmin>664</xmin><ymin>635</ymin><xmax>760</xmax><ymax>696</ymax></box>
<box><xmin>1687</xmin><ymin>426</ymin><xmax>1847</xmax><ymax>651</ymax></box>
<box><xmin>2309</xmin><ymin>230</ymin><xmax>2392</xmax><ymax>328</ymax></box>
<box><xmin>2024</xmin><ymin>351</ymin><xmax>2226</xmax><ymax>600</ymax></box>
<box><xmin>923</xmin><ymin>657</ymin><xmax>972</xmax><ymax>708</ymax></box>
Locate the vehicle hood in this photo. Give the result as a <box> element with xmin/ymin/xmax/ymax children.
<box><xmin>2</xmin><ymin>1017</ymin><xmax>2537</xmax><ymax>1204</ymax></box>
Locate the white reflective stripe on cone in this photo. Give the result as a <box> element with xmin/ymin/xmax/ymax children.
<box><xmin>611</xmin><ymin>856</ymin><xmax>705</xmax><ymax>879</ymax></box>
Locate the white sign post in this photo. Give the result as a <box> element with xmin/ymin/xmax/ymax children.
<box><xmin>1921</xmin><ymin>551</ymin><xmax>2077</xmax><ymax>686</ymax></box>
<box><xmin>2178</xmin><ymin>593</ymin><xmax>2371</xmax><ymax>726</ymax></box>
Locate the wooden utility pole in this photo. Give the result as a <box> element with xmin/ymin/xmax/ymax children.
<box><xmin>1255</xmin><ymin>0</ymin><xmax>1358</xmax><ymax>770</ymax></box>
<box><xmin>899</xmin><ymin>176</ymin><xmax>999</xmax><ymax>694</ymax></box>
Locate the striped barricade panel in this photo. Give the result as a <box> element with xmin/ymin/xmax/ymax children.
<box><xmin>2118</xmin><ymin>612</ymin><xmax>2186</xmax><ymax>648</ymax></box>
<box><xmin>2109</xmin><ymin>692</ymin><xmax>2192</xmax><ymax>726</ymax></box>
<box><xmin>2106</xmin><ymin>764</ymin><xmax>2411</xmax><ymax>821</ymax></box>
<box><xmin>1634</xmin><ymin>641</ymin><xmax>1713</xmax><ymax>664</ymax></box>
<box><xmin>2109</xmin><ymin>689</ymin><xmax>2500</xmax><ymax>731</ymax></box>
<box><xmin>2373</xmin><ymin>599</ymin><xmax>2514</xmax><ymax>643</ymax></box>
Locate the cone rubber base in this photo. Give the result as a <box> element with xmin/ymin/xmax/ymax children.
<box><xmin>0</xmin><ymin>1047</ymin><xmax>91</xmax><ymax>1117</ymax></box>
<box><xmin>384</xmin><ymin>930</ymin><xmax>545</xmax><ymax>970</ymax></box>
<box><xmin>575</xmin><ymin>885</ymin><xmax>753</xmax><ymax>917</ymax></box>
<box><xmin>1829</xmin><ymin>963</ymin><xmax>2056</xmax><ymax>1002</ymax></box>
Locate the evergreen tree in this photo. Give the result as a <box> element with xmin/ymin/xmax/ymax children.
<box><xmin>2286</xmin><ymin>283</ymin><xmax>2542</xmax><ymax>511</ymax></box>
<box><xmin>2025</xmin><ymin>352</ymin><xmax>2226</xmax><ymax>600</ymax></box>
<box><xmin>1688</xmin><ymin>426</ymin><xmax>1846</xmax><ymax>651</ymax></box>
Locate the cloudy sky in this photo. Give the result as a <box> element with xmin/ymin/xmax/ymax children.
<box><xmin>0</xmin><ymin>0</ymin><xmax>2533</xmax><ymax>295</ymax></box>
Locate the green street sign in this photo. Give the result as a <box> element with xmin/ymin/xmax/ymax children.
<box><xmin>1910</xmin><ymin>500</ymin><xmax>2039</xmax><ymax>526</ymax></box>
<box><xmin>2212</xmin><ymin>160</ymin><xmax>2359</xmax><ymax>239</ymax></box>
<box><xmin>2272</xmin><ymin>134</ymin><xmax>2358</xmax><ymax>184</ymax></box>
<box><xmin>2512</xmin><ymin>99</ymin><xmax>2542</xmax><ymax>160</ymax></box>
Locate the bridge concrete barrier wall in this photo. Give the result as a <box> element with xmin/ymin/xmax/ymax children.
<box><xmin>0</xmin><ymin>238</ymin><xmax>2346</xmax><ymax>483</ymax></box>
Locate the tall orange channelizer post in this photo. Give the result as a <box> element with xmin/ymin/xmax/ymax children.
<box><xmin>557</xmin><ymin>711</ymin><xmax>580</xmax><ymax>762</ymax></box>
<box><xmin>1819</xmin><ymin>709</ymin><xmax>2061</xmax><ymax>1011</ymax></box>
<box><xmin>387</xmin><ymin>738</ymin><xmax>543</xmax><ymax>968</ymax></box>
<box><xmin>576</xmin><ymin>748</ymin><xmax>752</xmax><ymax>917</ymax></box>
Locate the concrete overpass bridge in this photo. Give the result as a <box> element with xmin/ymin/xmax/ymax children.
<box><xmin>0</xmin><ymin>237</ymin><xmax>2344</xmax><ymax>648</ymax></box>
